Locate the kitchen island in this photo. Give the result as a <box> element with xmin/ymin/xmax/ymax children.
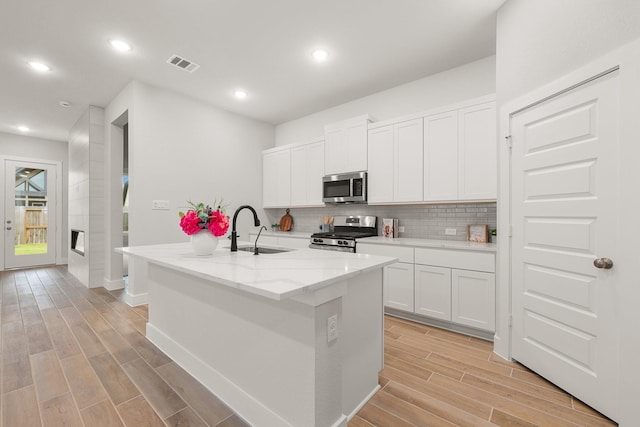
<box><xmin>118</xmin><ymin>242</ymin><xmax>396</xmax><ymax>427</ymax></box>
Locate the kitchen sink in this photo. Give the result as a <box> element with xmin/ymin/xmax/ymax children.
<box><xmin>237</xmin><ymin>246</ymin><xmax>291</xmax><ymax>254</ymax></box>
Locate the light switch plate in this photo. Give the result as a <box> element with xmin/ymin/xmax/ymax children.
<box><xmin>327</xmin><ymin>314</ymin><xmax>338</xmax><ymax>342</ymax></box>
<box><xmin>152</xmin><ymin>200</ymin><xmax>170</xmax><ymax>210</ymax></box>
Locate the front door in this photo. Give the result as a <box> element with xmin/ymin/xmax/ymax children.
<box><xmin>510</xmin><ymin>70</ymin><xmax>619</xmax><ymax>420</ymax></box>
<box><xmin>4</xmin><ymin>159</ymin><xmax>57</xmax><ymax>269</ymax></box>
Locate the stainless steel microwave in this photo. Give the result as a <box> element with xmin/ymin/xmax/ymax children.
<box><xmin>322</xmin><ymin>171</ymin><xmax>367</xmax><ymax>204</ymax></box>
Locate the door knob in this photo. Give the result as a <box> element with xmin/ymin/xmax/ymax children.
<box><xmin>593</xmin><ymin>257</ymin><xmax>614</xmax><ymax>269</ymax></box>
<box><xmin>6</xmin><ymin>226</ymin><xmax>11</xmax><ymax>230</ymax></box>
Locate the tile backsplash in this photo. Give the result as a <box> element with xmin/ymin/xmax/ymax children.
<box><xmin>265</xmin><ymin>202</ymin><xmax>497</xmax><ymax>241</ymax></box>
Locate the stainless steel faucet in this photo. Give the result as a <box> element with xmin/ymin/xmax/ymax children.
<box><xmin>230</xmin><ymin>205</ymin><xmax>261</xmax><ymax>251</ymax></box>
<box><xmin>253</xmin><ymin>225</ymin><xmax>268</xmax><ymax>255</ymax></box>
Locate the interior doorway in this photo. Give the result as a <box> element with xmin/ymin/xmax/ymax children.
<box><xmin>4</xmin><ymin>158</ymin><xmax>60</xmax><ymax>269</ymax></box>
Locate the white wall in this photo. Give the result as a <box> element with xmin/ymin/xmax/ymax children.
<box><xmin>0</xmin><ymin>132</ymin><xmax>68</xmax><ymax>268</ymax></box>
<box><xmin>496</xmin><ymin>0</ymin><xmax>640</xmax><ymax>105</ymax></box>
<box><xmin>275</xmin><ymin>56</ymin><xmax>496</xmax><ymax>145</ymax></box>
<box><xmin>129</xmin><ymin>83</ymin><xmax>275</xmax><ymax>245</ymax></box>
<box><xmin>103</xmin><ymin>81</ymin><xmax>275</xmax><ymax>301</ymax></box>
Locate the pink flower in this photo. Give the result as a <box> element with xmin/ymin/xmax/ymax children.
<box><xmin>179</xmin><ymin>210</ymin><xmax>202</xmax><ymax>235</ymax></box>
<box><xmin>207</xmin><ymin>210</ymin><xmax>230</xmax><ymax>237</ymax></box>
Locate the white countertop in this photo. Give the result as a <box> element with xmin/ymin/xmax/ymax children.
<box><xmin>359</xmin><ymin>236</ymin><xmax>497</xmax><ymax>252</ymax></box>
<box><xmin>118</xmin><ymin>242</ymin><xmax>396</xmax><ymax>301</ymax></box>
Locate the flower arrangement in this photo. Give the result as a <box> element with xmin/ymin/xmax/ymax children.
<box><xmin>178</xmin><ymin>200</ymin><xmax>230</xmax><ymax>237</ymax></box>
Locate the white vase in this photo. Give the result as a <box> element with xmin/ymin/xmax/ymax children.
<box><xmin>190</xmin><ymin>230</ymin><xmax>218</xmax><ymax>256</ymax></box>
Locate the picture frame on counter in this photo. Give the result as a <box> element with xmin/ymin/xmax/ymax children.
<box><xmin>467</xmin><ymin>224</ymin><xmax>488</xmax><ymax>243</ymax></box>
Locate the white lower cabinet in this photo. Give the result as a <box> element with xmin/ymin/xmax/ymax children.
<box><xmin>451</xmin><ymin>269</ymin><xmax>495</xmax><ymax>331</ymax></box>
<box><xmin>248</xmin><ymin>233</ymin><xmax>309</xmax><ymax>249</ymax></box>
<box><xmin>414</xmin><ymin>265</ymin><xmax>451</xmax><ymax>321</ymax></box>
<box><xmin>359</xmin><ymin>242</ymin><xmax>496</xmax><ymax>333</ymax></box>
<box><xmin>384</xmin><ymin>262</ymin><xmax>414</xmax><ymax>312</ymax></box>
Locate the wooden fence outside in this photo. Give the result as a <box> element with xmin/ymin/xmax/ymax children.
<box><xmin>13</xmin><ymin>207</ymin><xmax>48</xmax><ymax>245</ymax></box>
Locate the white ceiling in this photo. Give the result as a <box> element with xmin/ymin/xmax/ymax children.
<box><xmin>0</xmin><ymin>0</ymin><xmax>505</xmax><ymax>142</ymax></box>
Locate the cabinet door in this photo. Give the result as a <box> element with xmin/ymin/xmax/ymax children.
<box><xmin>263</xmin><ymin>152</ymin><xmax>278</xmax><ymax>207</ymax></box>
<box><xmin>458</xmin><ymin>102</ymin><xmax>497</xmax><ymax>200</ymax></box>
<box><xmin>345</xmin><ymin>120</ymin><xmax>368</xmax><ymax>172</ymax></box>
<box><xmin>324</xmin><ymin>127</ymin><xmax>345</xmax><ymax>175</ymax></box>
<box><xmin>424</xmin><ymin>111</ymin><xmax>458</xmax><ymax>201</ymax></box>
<box><xmin>306</xmin><ymin>141</ymin><xmax>325</xmax><ymax>205</ymax></box>
<box><xmin>383</xmin><ymin>262</ymin><xmax>414</xmax><ymax>312</ymax></box>
<box><xmin>277</xmin><ymin>236</ymin><xmax>310</xmax><ymax>249</ymax></box>
<box><xmin>263</xmin><ymin>150</ymin><xmax>291</xmax><ymax>208</ymax></box>
<box><xmin>451</xmin><ymin>269</ymin><xmax>495</xmax><ymax>331</ymax></box>
<box><xmin>290</xmin><ymin>145</ymin><xmax>308</xmax><ymax>206</ymax></box>
<box><xmin>367</xmin><ymin>125</ymin><xmax>394</xmax><ymax>203</ymax></box>
<box><xmin>394</xmin><ymin>119</ymin><xmax>423</xmax><ymax>202</ymax></box>
<box><xmin>414</xmin><ymin>265</ymin><xmax>451</xmax><ymax>320</ymax></box>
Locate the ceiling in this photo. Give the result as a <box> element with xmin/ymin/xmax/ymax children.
<box><xmin>0</xmin><ymin>0</ymin><xmax>505</xmax><ymax>142</ymax></box>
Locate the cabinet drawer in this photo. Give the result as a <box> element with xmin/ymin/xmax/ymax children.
<box><xmin>277</xmin><ymin>236</ymin><xmax>309</xmax><ymax>249</ymax></box>
<box><xmin>357</xmin><ymin>243</ymin><xmax>414</xmax><ymax>263</ymax></box>
<box><xmin>415</xmin><ymin>248</ymin><xmax>494</xmax><ymax>273</ymax></box>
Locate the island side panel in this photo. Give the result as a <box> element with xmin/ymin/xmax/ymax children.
<box><xmin>145</xmin><ymin>263</ymin><xmax>345</xmax><ymax>427</ymax></box>
<box><xmin>341</xmin><ymin>269</ymin><xmax>384</xmax><ymax>418</ymax></box>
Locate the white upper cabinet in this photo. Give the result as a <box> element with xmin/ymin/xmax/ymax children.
<box><xmin>324</xmin><ymin>115</ymin><xmax>370</xmax><ymax>175</ymax></box>
<box><xmin>367</xmin><ymin>125</ymin><xmax>394</xmax><ymax>203</ymax></box>
<box><xmin>263</xmin><ymin>148</ymin><xmax>291</xmax><ymax>208</ymax></box>
<box><xmin>368</xmin><ymin>118</ymin><xmax>423</xmax><ymax>204</ymax></box>
<box><xmin>423</xmin><ymin>100</ymin><xmax>496</xmax><ymax>202</ymax></box>
<box><xmin>424</xmin><ymin>110</ymin><xmax>458</xmax><ymax>201</ymax></box>
<box><xmin>394</xmin><ymin>119</ymin><xmax>424</xmax><ymax>202</ymax></box>
<box><xmin>458</xmin><ymin>102</ymin><xmax>497</xmax><ymax>200</ymax></box>
<box><xmin>291</xmin><ymin>141</ymin><xmax>324</xmax><ymax>206</ymax></box>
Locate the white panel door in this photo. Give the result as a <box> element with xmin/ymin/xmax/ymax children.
<box><xmin>383</xmin><ymin>262</ymin><xmax>414</xmax><ymax>312</ymax></box>
<box><xmin>511</xmin><ymin>71</ymin><xmax>619</xmax><ymax>419</ymax></box>
<box><xmin>394</xmin><ymin>119</ymin><xmax>423</xmax><ymax>202</ymax></box>
<box><xmin>414</xmin><ymin>264</ymin><xmax>451</xmax><ymax>320</ymax></box>
<box><xmin>424</xmin><ymin>110</ymin><xmax>458</xmax><ymax>201</ymax></box>
<box><xmin>458</xmin><ymin>102</ymin><xmax>497</xmax><ymax>200</ymax></box>
<box><xmin>367</xmin><ymin>125</ymin><xmax>394</xmax><ymax>203</ymax></box>
<box><xmin>4</xmin><ymin>160</ymin><xmax>57</xmax><ymax>268</ymax></box>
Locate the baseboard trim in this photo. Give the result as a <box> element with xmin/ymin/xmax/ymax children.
<box><xmin>146</xmin><ymin>323</ymin><xmax>292</xmax><ymax>427</ymax></box>
<box><xmin>385</xmin><ymin>308</ymin><xmax>495</xmax><ymax>341</ymax></box>
<box><xmin>347</xmin><ymin>385</ymin><xmax>379</xmax><ymax>421</ymax></box>
<box><xmin>103</xmin><ymin>277</ymin><xmax>125</xmax><ymax>291</ymax></box>
<box><xmin>122</xmin><ymin>291</ymin><xmax>148</xmax><ymax>307</ymax></box>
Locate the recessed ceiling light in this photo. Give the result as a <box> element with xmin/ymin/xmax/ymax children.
<box><xmin>109</xmin><ymin>39</ymin><xmax>132</xmax><ymax>52</ymax></box>
<box><xmin>28</xmin><ymin>61</ymin><xmax>51</xmax><ymax>72</ymax></box>
<box><xmin>234</xmin><ymin>89</ymin><xmax>248</xmax><ymax>99</ymax></box>
<box><xmin>312</xmin><ymin>49</ymin><xmax>329</xmax><ymax>62</ymax></box>
<box><xmin>17</xmin><ymin>125</ymin><xmax>30</xmax><ymax>132</ymax></box>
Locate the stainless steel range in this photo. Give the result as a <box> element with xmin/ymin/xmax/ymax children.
<box><xmin>309</xmin><ymin>215</ymin><xmax>377</xmax><ymax>253</ymax></box>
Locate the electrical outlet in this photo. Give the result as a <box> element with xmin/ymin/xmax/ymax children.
<box><xmin>152</xmin><ymin>200</ymin><xmax>170</xmax><ymax>210</ymax></box>
<box><xmin>445</xmin><ymin>228</ymin><xmax>457</xmax><ymax>236</ymax></box>
<box><xmin>327</xmin><ymin>314</ymin><xmax>338</xmax><ymax>342</ymax></box>
<box><xmin>398</xmin><ymin>226</ymin><xmax>405</xmax><ymax>233</ymax></box>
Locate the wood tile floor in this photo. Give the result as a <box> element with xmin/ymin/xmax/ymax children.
<box><xmin>0</xmin><ymin>265</ymin><xmax>616</xmax><ymax>427</ymax></box>
<box><xmin>350</xmin><ymin>316</ymin><xmax>617</xmax><ymax>427</ymax></box>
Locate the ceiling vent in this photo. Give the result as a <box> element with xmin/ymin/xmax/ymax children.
<box><xmin>166</xmin><ymin>55</ymin><xmax>200</xmax><ymax>73</ymax></box>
